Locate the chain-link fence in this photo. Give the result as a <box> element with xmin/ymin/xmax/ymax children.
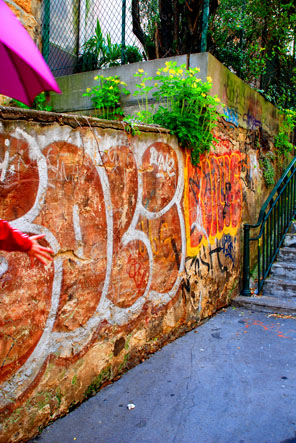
<box><xmin>42</xmin><ymin>0</ymin><xmax>212</xmax><ymax>77</ymax></box>
<box><xmin>42</xmin><ymin>0</ymin><xmax>145</xmax><ymax>77</ymax></box>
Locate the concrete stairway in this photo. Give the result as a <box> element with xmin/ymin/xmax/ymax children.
<box><xmin>233</xmin><ymin>230</ymin><xmax>296</xmax><ymax>315</ymax></box>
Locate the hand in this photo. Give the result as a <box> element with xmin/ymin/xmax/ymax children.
<box><xmin>27</xmin><ymin>234</ymin><xmax>54</xmax><ymax>266</ymax></box>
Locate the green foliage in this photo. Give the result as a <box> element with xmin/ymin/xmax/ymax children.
<box><xmin>78</xmin><ymin>20</ymin><xmax>104</xmax><ymax>72</ymax></box>
<box><xmin>77</xmin><ymin>19</ymin><xmax>143</xmax><ymax>73</ymax></box>
<box><xmin>129</xmin><ymin>61</ymin><xmax>222</xmax><ymax>165</ymax></box>
<box><xmin>209</xmin><ymin>0</ymin><xmax>296</xmax><ymax>109</ymax></box>
<box><xmin>10</xmin><ymin>92</ymin><xmax>52</xmax><ymax>111</ymax></box>
<box><xmin>260</xmin><ymin>152</ymin><xmax>275</xmax><ymax>187</ymax></box>
<box><xmin>83</xmin><ymin>75</ymin><xmax>130</xmax><ymax>120</ymax></box>
<box><xmin>275</xmin><ymin>108</ymin><xmax>296</xmax><ymax>154</ymax></box>
<box><xmin>124</xmin><ymin>45</ymin><xmax>143</xmax><ymax>64</ymax></box>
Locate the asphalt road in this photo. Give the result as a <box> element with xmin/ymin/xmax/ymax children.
<box><xmin>31</xmin><ymin>307</ymin><xmax>296</xmax><ymax>443</ymax></box>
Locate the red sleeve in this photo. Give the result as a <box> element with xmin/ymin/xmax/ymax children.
<box><xmin>0</xmin><ymin>220</ymin><xmax>33</xmax><ymax>252</ymax></box>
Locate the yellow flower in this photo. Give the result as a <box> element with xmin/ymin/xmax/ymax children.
<box><xmin>86</xmin><ymin>88</ymin><xmax>91</xmax><ymax>92</ymax></box>
<box><xmin>206</xmin><ymin>76</ymin><xmax>213</xmax><ymax>82</ymax></box>
<box><xmin>215</xmin><ymin>97</ymin><xmax>221</xmax><ymax>102</ymax></box>
<box><xmin>94</xmin><ymin>76</ymin><xmax>99</xmax><ymax>80</ymax></box>
<box><xmin>141</xmin><ymin>82</ymin><xmax>145</xmax><ymax>87</ymax></box>
<box><xmin>138</xmin><ymin>68</ymin><xmax>144</xmax><ymax>73</ymax></box>
<box><xmin>169</xmin><ymin>74</ymin><xmax>174</xmax><ymax>78</ymax></box>
<box><xmin>115</xmin><ymin>79</ymin><xmax>120</xmax><ymax>83</ymax></box>
<box><xmin>120</xmin><ymin>81</ymin><xmax>127</xmax><ymax>85</ymax></box>
<box><xmin>154</xmin><ymin>83</ymin><xmax>158</xmax><ymax>87</ymax></box>
<box><xmin>165</xmin><ymin>61</ymin><xmax>170</xmax><ymax>66</ymax></box>
<box><xmin>201</xmin><ymin>93</ymin><xmax>206</xmax><ymax>97</ymax></box>
<box><xmin>195</xmin><ymin>78</ymin><xmax>201</xmax><ymax>83</ymax></box>
<box><xmin>169</xmin><ymin>69</ymin><xmax>175</xmax><ymax>74</ymax></box>
<box><xmin>109</xmin><ymin>86</ymin><xmax>113</xmax><ymax>90</ymax></box>
<box><xmin>163</xmin><ymin>67</ymin><xmax>169</xmax><ymax>72</ymax></box>
<box><xmin>156</xmin><ymin>71</ymin><xmax>161</xmax><ymax>75</ymax></box>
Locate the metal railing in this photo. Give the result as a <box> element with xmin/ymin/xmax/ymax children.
<box><xmin>241</xmin><ymin>156</ymin><xmax>296</xmax><ymax>296</ymax></box>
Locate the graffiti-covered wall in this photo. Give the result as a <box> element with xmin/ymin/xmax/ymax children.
<box><xmin>0</xmin><ymin>98</ymin><xmax>277</xmax><ymax>442</ymax></box>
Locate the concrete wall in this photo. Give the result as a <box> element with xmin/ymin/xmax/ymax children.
<box><xmin>50</xmin><ymin>52</ymin><xmax>281</xmax><ymax>138</ymax></box>
<box><xmin>0</xmin><ymin>60</ymin><xmax>282</xmax><ymax>441</ymax></box>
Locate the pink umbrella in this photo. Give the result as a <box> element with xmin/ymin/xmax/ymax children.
<box><xmin>0</xmin><ymin>0</ymin><xmax>61</xmax><ymax>106</ymax></box>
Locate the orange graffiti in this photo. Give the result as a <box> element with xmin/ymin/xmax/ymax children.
<box><xmin>184</xmin><ymin>150</ymin><xmax>243</xmax><ymax>256</ymax></box>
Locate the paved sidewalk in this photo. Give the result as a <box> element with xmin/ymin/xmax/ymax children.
<box><xmin>31</xmin><ymin>308</ymin><xmax>296</xmax><ymax>443</ymax></box>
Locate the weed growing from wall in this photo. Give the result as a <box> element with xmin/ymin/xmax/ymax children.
<box><xmin>129</xmin><ymin>61</ymin><xmax>222</xmax><ymax>165</ymax></box>
<box><xmin>83</xmin><ymin>75</ymin><xmax>130</xmax><ymax>120</ymax></box>
<box><xmin>260</xmin><ymin>152</ymin><xmax>275</xmax><ymax>187</ymax></box>
<box><xmin>8</xmin><ymin>92</ymin><xmax>52</xmax><ymax>111</ymax></box>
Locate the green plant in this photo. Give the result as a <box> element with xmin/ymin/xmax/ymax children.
<box><xmin>77</xmin><ymin>20</ymin><xmax>143</xmax><ymax>73</ymax></box>
<box><xmin>260</xmin><ymin>152</ymin><xmax>275</xmax><ymax>187</ymax></box>
<box><xmin>83</xmin><ymin>74</ymin><xmax>130</xmax><ymax>120</ymax></box>
<box><xmin>130</xmin><ymin>61</ymin><xmax>222</xmax><ymax>165</ymax></box>
<box><xmin>275</xmin><ymin>108</ymin><xmax>296</xmax><ymax>155</ymax></box>
<box><xmin>209</xmin><ymin>0</ymin><xmax>296</xmax><ymax>109</ymax></box>
<box><xmin>77</xmin><ymin>20</ymin><xmax>104</xmax><ymax>72</ymax></box>
<box><xmin>98</xmin><ymin>33</ymin><xmax>122</xmax><ymax>69</ymax></box>
<box><xmin>124</xmin><ymin>45</ymin><xmax>143</xmax><ymax>64</ymax></box>
<box><xmin>123</xmin><ymin>120</ymin><xmax>141</xmax><ymax>137</ymax></box>
<box><xmin>132</xmin><ymin>68</ymin><xmax>154</xmax><ymax>123</ymax></box>
<box><xmin>9</xmin><ymin>92</ymin><xmax>52</xmax><ymax>111</ymax></box>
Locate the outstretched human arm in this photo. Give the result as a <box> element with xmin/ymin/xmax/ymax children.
<box><xmin>0</xmin><ymin>220</ymin><xmax>53</xmax><ymax>265</ymax></box>
<box><xmin>26</xmin><ymin>234</ymin><xmax>54</xmax><ymax>266</ymax></box>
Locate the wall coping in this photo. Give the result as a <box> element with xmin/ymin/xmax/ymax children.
<box><xmin>49</xmin><ymin>52</ymin><xmax>281</xmax><ymax>135</ymax></box>
<box><xmin>0</xmin><ymin>106</ymin><xmax>170</xmax><ymax>134</ymax></box>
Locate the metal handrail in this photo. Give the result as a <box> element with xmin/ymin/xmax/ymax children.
<box><xmin>241</xmin><ymin>156</ymin><xmax>296</xmax><ymax>296</ymax></box>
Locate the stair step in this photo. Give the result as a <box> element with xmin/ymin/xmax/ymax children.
<box><xmin>263</xmin><ymin>278</ymin><xmax>296</xmax><ymax>298</ymax></box>
<box><xmin>284</xmin><ymin>234</ymin><xmax>296</xmax><ymax>248</ymax></box>
<box><xmin>271</xmin><ymin>261</ymin><xmax>296</xmax><ymax>278</ymax></box>
<box><xmin>233</xmin><ymin>295</ymin><xmax>296</xmax><ymax>315</ymax></box>
<box><xmin>278</xmin><ymin>247</ymin><xmax>296</xmax><ymax>260</ymax></box>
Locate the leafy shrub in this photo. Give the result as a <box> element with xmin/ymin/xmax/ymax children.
<box><xmin>260</xmin><ymin>152</ymin><xmax>275</xmax><ymax>187</ymax></box>
<box><xmin>9</xmin><ymin>92</ymin><xmax>52</xmax><ymax>111</ymax></box>
<box><xmin>275</xmin><ymin>109</ymin><xmax>296</xmax><ymax>155</ymax></box>
<box><xmin>130</xmin><ymin>61</ymin><xmax>222</xmax><ymax>165</ymax></box>
<box><xmin>83</xmin><ymin>75</ymin><xmax>130</xmax><ymax>120</ymax></box>
<box><xmin>76</xmin><ymin>20</ymin><xmax>143</xmax><ymax>73</ymax></box>
<box><xmin>124</xmin><ymin>45</ymin><xmax>143</xmax><ymax>64</ymax></box>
